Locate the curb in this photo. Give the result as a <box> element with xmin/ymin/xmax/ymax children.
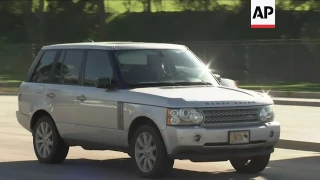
<box><xmin>257</xmin><ymin>90</ymin><xmax>320</xmax><ymax>99</ymax></box>
<box><xmin>0</xmin><ymin>92</ymin><xmax>18</xmax><ymax>96</ymax></box>
<box><xmin>273</xmin><ymin>99</ymin><xmax>320</xmax><ymax>107</ymax></box>
<box><xmin>277</xmin><ymin>139</ymin><xmax>320</xmax><ymax>152</ymax></box>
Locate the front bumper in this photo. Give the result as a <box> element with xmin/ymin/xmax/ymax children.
<box><xmin>161</xmin><ymin>121</ymin><xmax>280</xmax><ymax>161</ymax></box>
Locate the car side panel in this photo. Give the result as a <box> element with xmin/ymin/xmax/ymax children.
<box><xmin>73</xmin><ymin>87</ymin><xmax>126</xmax><ymax>147</ymax></box>
<box><xmin>44</xmin><ymin>84</ymin><xmax>79</xmax><ymax>140</ymax></box>
<box><xmin>18</xmin><ymin>82</ymin><xmax>51</xmax><ymax>131</ymax></box>
<box><xmin>16</xmin><ymin>82</ymin><xmax>48</xmax><ymax>132</ymax></box>
<box><xmin>122</xmin><ymin>103</ymin><xmax>167</xmax><ymax>147</ymax></box>
<box><xmin>123</xmin><ymin>104</ymin><xmax>168</xmax><ymax>131</ymax></box>
<box><xmin>18</xmin><ymin>82</ymin><xmax>44</xmax><ymax>118</ymax></box>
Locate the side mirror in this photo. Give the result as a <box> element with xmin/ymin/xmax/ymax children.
<box><xmin>213</xmin><ymin>74</ymin><xmax>222</xmax><ymax>82</ymax></box>
<box><xmin>96</xmin><ymin>77</ymin><xmax>116</xmax><ymax>89</ymax></box>
<box><xmin>210</xmin><ymin>70</ymin><xmax>222</xmax><ymax>83</ymax></box>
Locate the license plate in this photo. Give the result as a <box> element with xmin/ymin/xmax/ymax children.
<box><xmin>229</xmin><ymin>131</ymin><xmax>250</xmax><ymax>144</ymax></box>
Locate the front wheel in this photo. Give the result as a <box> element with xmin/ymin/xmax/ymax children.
<box><xmin>230</xmin><ymin>154</ymin><xmax>271</xmax><ymax>174</ymax></box>
<box><xmin>130</xmin><ymin>125</ymin><xmax>174</xmax><ymax>178</ymax></box>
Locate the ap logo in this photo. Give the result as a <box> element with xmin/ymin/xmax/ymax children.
<box><xmin>251</xmin><ymin>0</ymin><xmax>275</xmax><ymax>28</ymax></box>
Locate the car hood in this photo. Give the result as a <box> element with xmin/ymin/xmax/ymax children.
<box><xmin>119</xmin><ymin>85</ymin><xmax>273</xmax><ymax>108</ymax></box>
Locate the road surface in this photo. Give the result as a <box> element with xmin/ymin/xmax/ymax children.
<box><xmin>0</xmin><ymin>96</ymin><xmax>319</xmax><ymax>180</ymax></box>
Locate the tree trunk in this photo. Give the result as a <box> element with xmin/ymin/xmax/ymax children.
<box><xmin>147</xmin><ymin>0</ymin><xmax>152</xmax><ymax>12</ymax></box>
<box><xmin>142</xmin><ymin>0</ymin><xmax>152</xmax><ymax>12</ymax></box>
<box><xmin>22</xmin><ymin>0</ymin><xmax>36</xmax><ymax>59</ymax></box>
<box><xmin>35</xmin><ymin>0</ymin><xmax>45</xmax><ymax>53</ymax></box>
<box><xmin>97</xmin><ymin>0</ymin><xmax>107</xmax><ymax>40</ymax></box>
<box><xmin>23</xmin><ymin>0</ymin><xmax>33</xmax><ymax>43</ymax></box>
<box><xmin>39</xmin><ymin>0</ymin><xmax>44</xmax><ymax>43</ymax></box>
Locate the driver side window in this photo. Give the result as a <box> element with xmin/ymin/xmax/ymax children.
<box><xmin>84</xmin><ymin>50</ymin><xmax>113</xmax><ymax>87</ymax></box>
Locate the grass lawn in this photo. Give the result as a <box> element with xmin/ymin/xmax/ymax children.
<box><xmin>0</xmin><ymin>87</ymin><xmax>19</xmax><ymax>93</ymax></box>
<box><xmin>103</xmin><ymin>0</ymin><xmax>238</xmax><ymax>13</ymax></box>
<box><xmin>101</xmin><ymin>0</ymin><xmax>305</xmax><ymax>13</ymax></box>
<box><xmin>39</xmin><ymin>0</ymin><xmax>308</xmax><ymax>13</ymax></box>
<box><xmin>0</xmin><ymin>74</ymin><xmax>24</xmax><ymax>83</ymax></box>
<box><xmin>0</xmin><ymin>74</ymin><xmax>23</xmax><ymax>93</ymax></box>
<box><xmin>39</xmin><ymin>0</ymin><xmax>239</xmax><ymax>13</ymax></box>
<box><xmin>239</xmin><ymin>83</ymin><xmax>320</xmax><ymax>92</ymax></box>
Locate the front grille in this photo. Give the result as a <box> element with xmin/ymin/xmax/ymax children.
<box><xmin>202</xmin><ymin>108</ymin><xmax>260</xmax><ymax>124</ymax></box>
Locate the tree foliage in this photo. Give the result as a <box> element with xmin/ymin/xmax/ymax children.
<box><xmin>0</xmin><ymin>0</ymin><xmax>319</xmax><ymax>83</ymax></box>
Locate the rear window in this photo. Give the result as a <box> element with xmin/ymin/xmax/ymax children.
<box><xmin>30</xmin><ymin>50</ymin><xmax>57</xmax><ymax>83</ymax></box>
<box><xmin>53</xmin><ymin>50</ymin><xmax>84</xmax><ymax>85</ymax></box>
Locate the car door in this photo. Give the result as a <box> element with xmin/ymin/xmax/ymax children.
<box><xmin>74</xmin><ymin>50</ymin><xmax>125</xmax><ymax>147</ymax></box>
<box><xmin>44</xmin><ymin>49</ymin><xmax>85</xmax><ymax>140</ymax></box>
<box><xmin>19</xmin><ymin>50</ymin><xmax>58</xmax><ymax>119</ymax></box>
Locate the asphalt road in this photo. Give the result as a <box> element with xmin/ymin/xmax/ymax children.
<box><xmin>0</xmin><ymin>96</ymin><xmax>319</xmax><ymax>180</ymax></box>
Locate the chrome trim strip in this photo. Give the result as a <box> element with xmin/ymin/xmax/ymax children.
<box><xmin>203</xmin><ymin>143</ymin><xmax>266</xmax><ymax>149</ymax></box>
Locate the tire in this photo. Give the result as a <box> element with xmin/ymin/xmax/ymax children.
<box><xmin>130</xmin><ymin>125</ymin><xmax>174</xmax><ymax>179</ymax></box>
<box><xmin>230</xmin><ymin>154</ymin><xmax>270</xmax><ymax>174</ymax></box>
<box><xmin>32</xmin><ymin>116</ymin><xmax>69</xmax><ymax>164</ymax></box>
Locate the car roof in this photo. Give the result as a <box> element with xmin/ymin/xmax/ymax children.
<box><xmin>42</xmin><ymin>42</ymin><xmax>187</xmax><ymax>50</ymax></box>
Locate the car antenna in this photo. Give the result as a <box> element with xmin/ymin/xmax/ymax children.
<box><xmin>88</xmin><ymin>39</ymin><xmax>94</xmax><ymax>43</ymax></box>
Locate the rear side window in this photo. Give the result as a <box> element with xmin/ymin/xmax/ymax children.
<box><xmin>30</xmin><ymin>51</ymin><xmax>57</xmax><ymax>83</ymax></box>
<box><xmin>53</xmin><ymin>50</ymin><xmax>84</xmax><ymax>85</ymax></box>
<box><xmin>84</xmin><ymin>50</ymin><xmax>113</xmax><ymax>87</ymax></box>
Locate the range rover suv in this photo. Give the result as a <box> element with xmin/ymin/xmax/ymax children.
<box><xmin>16</xmin><ymin>42</ymin><xmax>280</xmax><ymax>178</ymax></box>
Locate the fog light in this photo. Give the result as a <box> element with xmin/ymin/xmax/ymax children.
<box><xmin>270</xmin><ymin>131</ymin><xmax>274</xmax><ymax>137</ymax></box>
<box><xmin>193</xmin><ymin>134</ymin><xmax>202</xmax><ymax>143</ymax></box>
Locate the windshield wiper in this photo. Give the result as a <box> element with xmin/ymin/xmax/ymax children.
<box><xmin>129</xmin><ymin>81</ymin><xmax>213</xmax><ymax>88</ymax></box>
<box><xmin>174</xmin><ymin>81</ymin><xmax>213</xmax><ymax>86</ymax></box>
<box><xmin>129</xmin><ymin>82</ymin><xmax>182</xmax><ymax>88</ymax></box>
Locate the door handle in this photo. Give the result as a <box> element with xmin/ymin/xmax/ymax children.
<box><xmin>77</xmin><ymin>95</ymin><xmax>87</xmax><ymax>101</ymax></box>
<box><xmin>46</xmin><ymin>93</ymin><xmax>55</xmax><ymax>98</ymax></box>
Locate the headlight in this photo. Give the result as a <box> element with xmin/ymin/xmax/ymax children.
<box><xmin>259</xmin><ymin>105</ymin><xmax>274</xmax><ymax>122</ymax></box>
<box><xmin>167</xmin><ymin>108</ymin><xmax>204</xmax><ymax>125</ymax></box>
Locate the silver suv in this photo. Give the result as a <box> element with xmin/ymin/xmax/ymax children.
<box><xmin>16</xmin><ymin>42</ymin><xmax>280</xmax><ymax>178</ymax></box>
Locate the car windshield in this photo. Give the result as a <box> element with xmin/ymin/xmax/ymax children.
<box><xmin>113</xmin><ymin>49</ymin><xmax>219</xmax><ymax>87</ymax></box>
